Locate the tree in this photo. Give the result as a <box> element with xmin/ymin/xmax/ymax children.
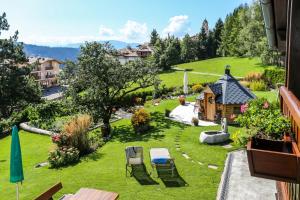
<box><xmin>197</xmin><ymin>19</ymin><xmax>209</xmax><ymax>59</ymax></box>
<box><xmin>180</xmin><ymin>34</ymin><xmax>196</xmax><ymax>62</ymax></box>
<box><xmin>70</xmin><ymin>42</ymin><xmax>158</xmax><ymax>137</ymax></box>
<box><xmin>150</xmin><ymin>29</ymin><xmax>159</xmax><ymax>46</ymax></box>
<box><xmin>164</xmin><ymin>36</ymin><xmax>181</xmax><ymax>67</ymax></box>
<box><xmin>0</xmin><ymin>13</ymin><xmax>41</xmax><ymax>118</ymax></box>
<box><xmin>213</xmin><ymin>18</ymin><xmax>224</xmax><ymax>56</ymax></box>
<box><xmin>59</xmin><ymin>60</ymin><xmax>79</xmax><ymax>85</ymax></box>
<box><xmin>152</xmin><ymin>38</ymin><xmax>167</xmax><ymax>70</ymax></box>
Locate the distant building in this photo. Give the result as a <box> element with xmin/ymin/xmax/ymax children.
<box><xmin>117</xmin><ymin>48</ymin><xmax>140</xmax><ymax>65</ymax></box>
<box><xmin>28</xmin><ymin>57</ymin><xmax>62</xmax><ymax>88</ymax></box>
<box><xmin>117</xmin><ymin>43</ymin><xmax>153</xmax><ymax>64</ymax></box>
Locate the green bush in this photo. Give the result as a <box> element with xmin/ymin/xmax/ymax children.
<box><xmin>263</xmin><ymin>68</ymin><xmax>285</xmax><ymax>88</ymax></box>
<box><xmin>48</xmin><ymin>146</ymin><xmax>80</xmax><ymax>168</ymax></box>
<box><xmin>146</xmin><ymin>96</ymin><xmax>152</xmax><ymax>101</ymax></box>
<box><xmin>131</xmin><ymin>108</ymin><xmax>151</xmax><ymax>134</ymax></box>
<box><xmin>191</xmin><ymin>84</ymin><xmax>203</xmax><ymax>93</ymax></box>
<box><xmin>249</xmin><ymin>81</ymin><xmax>267</xmax><ymax>91</ymax></box>
<box><xmin>236</xmin><ymin>98</ymin><xmax>291</xmax><ymax>140</ymax></box>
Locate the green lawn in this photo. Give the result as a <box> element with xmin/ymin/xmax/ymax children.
<box><xmin>176</xmin><ymin>57</ymin><xmax>275</xmax><ymax>77</ymax></box>
<box><xmin>0</xmin><ymin>98</ymin><xmax>241</xmax><ymax>200</ymax></box>
<box><xmin>253</xmin><ymin>90</ymin><xmax>279</xmax><ymax>103</ymax></box>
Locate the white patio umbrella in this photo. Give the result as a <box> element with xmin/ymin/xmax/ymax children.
<box><xmin>183</xmin><ymin>71</ymin><xmax>188</xmax><ymax>95</ymax></box>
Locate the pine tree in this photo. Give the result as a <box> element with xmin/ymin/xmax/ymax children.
<box><xmin>181</xmin><ymin>34</ymin><xmax>196</xmax><ymax>62</ymax></box>
<box><xmin>213</xmin><ymin>18</ymin><xmax>224</xmax><ymax>56</ymax></box>
<box><xmin>150</xmin><ymin>29</ymin><xmax>159</xmax><ymax>46</ymax></box>
<box><xmin>197</xmin><ymin>19</ymin><xmax>209</xmax><ymax>59</ymax></box>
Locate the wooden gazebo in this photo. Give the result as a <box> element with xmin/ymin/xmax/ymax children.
<box><xmin>196</xmin><ymin>66</ymin><xmax>256</xmax><ymax>122</ymax></box>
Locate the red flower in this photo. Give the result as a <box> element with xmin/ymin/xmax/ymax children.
<box><xmin>263</xmin><ymin>101</ymin><xmax>269</xmax><ymax>109</ymax></box>
<box><xmin>240</xmin><ymin>103</ymin><xmax>248</xmax><ymax>113</ymax></box>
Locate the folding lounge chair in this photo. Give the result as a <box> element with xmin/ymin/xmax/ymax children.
<box><xmin>125</xmin><ymin>146</ymin><xmax>144</xmax><ymax>177</ymax></box>
<box><xmin>150</xmin><ymin>148</ymin><xmax>175</xmax><ymax>177</ymax></box>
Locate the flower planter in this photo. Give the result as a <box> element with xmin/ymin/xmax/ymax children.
<box><xmin>247</xmin><ymin>138</ymin><xmax>300</xmax><ymax>183</ymax></box>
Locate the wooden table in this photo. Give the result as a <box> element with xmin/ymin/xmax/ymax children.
<box><xmin>64</xmin><ymin>188</ymin><xmax>119</xmax><ymax>200</ymax></box>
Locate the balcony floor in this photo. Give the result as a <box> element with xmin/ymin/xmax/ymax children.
<box><xmin>217</xmin><ymin>150</ymin><xmax>276</xmax><ymax>200</ymax></box>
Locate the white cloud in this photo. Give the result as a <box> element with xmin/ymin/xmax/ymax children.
<box><xmin>162</xmin><ymin>15</ymin><xmax>191</xmax><ymax>38</ymax></box>
<box><xmin>19</xmin><ymin>20</ymin><xmax>149</xmax><ymax>46</ymax></box>
<box><xmin>18</xmin><ymin>35</ymin><xmax>100</xmax><ymax>46</ymax></box>
<box><xmin>119</xmin><ymin>20</ymin><xmax>148</xmax><ymax>42</ymax></box>
<box><xmin>99</xmin><ymin>25</ymin><xmax>114</xmax><ymax>37</ymax></box>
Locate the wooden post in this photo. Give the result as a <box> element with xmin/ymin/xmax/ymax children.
<box><xmin>286</xmin><ymin>0</ymin><xmax>300</xmax><ymax>99</ymax></box>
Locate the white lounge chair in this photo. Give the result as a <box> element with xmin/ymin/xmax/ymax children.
<box><xmin>150</xmin><ymin>148</ymin><xmax>175</xmax><ymax>177</ymax></box>
<box><xmin>125</xmin><ymin>146</ymin><xmax>144</xmax><ymax>177</ymax></box>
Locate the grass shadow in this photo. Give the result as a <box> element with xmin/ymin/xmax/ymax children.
<box><xmin>111</xmin><ymin>125</ymin><xmax>165</xmax><ymax>143</ymax></box>
<box><xmin>131</xmin><ymin>164</ymin><xmax>159</xmax><ymax>185</ymax></box>
<box><xmin>150</xmin><ymin>111</ymin><xmax>187</xmax><ymax>132</ymax></box>
<box><xmin>111</xmin><ymin>112</ymin><xmax>186</xmax><ymax>143</ymax></box>
<box><xmin>156</xmin><ymin>165</ymin><xmax>188</xmax><ymax>187</ymax></box>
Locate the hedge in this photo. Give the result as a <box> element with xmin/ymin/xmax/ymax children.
<box><xmin>263</xmin><ymin>68</ymin><xmax>285</xmax><ymax>88</ymax></box>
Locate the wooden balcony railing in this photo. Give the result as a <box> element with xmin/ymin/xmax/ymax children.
<box><xmin>45</xmin><ymin>66</ymin><xmax>54</xmax><ymax>70</ymax></box>
<box><xmin>278</xmin><ymin>86</ymin><xmax>300</xmax><ymax>200</ymax></box>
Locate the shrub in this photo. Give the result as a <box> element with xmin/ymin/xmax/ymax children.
<box><xmin>239</xmin><ymin>81</ymin><xmax>250</xmax><ymax>88</ymax></box>
<box><xmin>146</xmin><ymin>95</ymin><xmax>152</xmax><ymax>101</ymax></box>
<box><xmin>88</xmin><ymin>128</ymin><xmax>105</xmax><ymax>150</ymax></box>
<box><xmin>134</xmin><ymin>97</ymin><xmax>143</xmax><ymax>105</ymax></box>
<box><xmin>232</xmin><ymin>130</ymin><xmax>256</xmax><ymax>146</ymax></box>
<box><xmin>235</xmin><ymin>98</ymin><xmax>291</xmax><ymax>140</ymax></box>
<box><xmin>131</xmin><ymin>108</ymin><xmax>151</xmax><ymax>134</ymax></box>
<box><xmin>165</xmin><ymin>109</ymin><xmax>171</xmax><ymax>117</ymax></box>
<box><xmin>63</xmin><ymin>114</ymin><xmax>92</xmax><ymax>155</ymax></box>
<box><xmin>249</xmin><ymin>81</ymin><xmax>267</xmax><ymax>91</ymax></box>
<box><xmin>244</xmin><ymin>72</ymin><xmax>263</xmax><ymax>82</ymax></box>
<box><xmin>263</xmin><ymin>68</ymin><xmax>285</xmax><ymax>88</ymax></box>
<box><xmin>191</xmin><ymin>117</ymin><xmax>199</xmax><ymax>126</ymax></box>
<box><xmin>191</xmin><ymin>84</ymin><xmax>203</xmax><ymax>93</ymax></box>
<box><xmin>51</xmin><ymin>133</ymin><xmax>69</xmax><ymax>147</ymax></box>
<box><xmin>178</xmin><ymin>95</ymin><xmax>185</xmax><ymax>105</ymax></box>
<box><xmin>48</xmin><ymin>146</ymin><xmax>80</xmax><ymax>168</ymax></box>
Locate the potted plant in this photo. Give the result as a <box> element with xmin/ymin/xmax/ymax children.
<box><xmin>235</xmin><ymin>98</ymin><xmax>300</xmax><ymax>183</ymax></box>
<box><xmin>179</xmin><ymin>95</ymin><xmax>185</xmax><ymax>105</ymax></box>
<box><xmin>191</xmin><ymin>117</ymin><xmax>199</xmax><ymax>126</ymax></box>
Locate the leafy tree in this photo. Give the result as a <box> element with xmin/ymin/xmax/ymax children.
<box><xmin>0</xmin><ymin>13</ymin><xmax>41</xmax><ymax>118</ymax></box>
<box><xmin>59</xmin><ymin>60</ymin><xmax>79</xmax><ymax>85</ymax></box>
<box><xmin>197</xmin><ymin>19</ymin><xmax>209</xmax><ymax>59</ymax></box>
<box><xmin>213</xmin><ymin>18</ymin><xmax>224</xmax><ymax>56</ymax></box>
<box><xmin>69</xmin><ymin>42</ymin><xmax>158</xmax><ymax>137</ymax></box>
<box><xmin>164</xmin><ymin>36</ymin><xmax>181</xmax><ymax>67</ymax></box>
<box><xmin>180</xmin><ymin>34</ymin><xmax>196</xmax><ymax>62</ymax></box>
<box><xmin>150</xmin><ymin>29</ymin><xmax>159</xmax><ymax>46</ymax></box>
<box><xmin>152</xmin><ymin>38</ymin><xmax>167</xmax><ymax>70</ymax></box>
<box><xmin>218</xmin><ymin>2</ymin><xmax>280</xmax><ymax>64</ymax></box>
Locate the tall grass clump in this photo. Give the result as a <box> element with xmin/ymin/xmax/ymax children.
<box><xmin>63</xmin><ymin>114</ymin><xmax>92</xmax><ymax>155</ymax></box>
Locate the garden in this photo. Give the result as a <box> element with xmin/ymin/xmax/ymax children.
<box><xmin>0</xmin><ymin>96</ymin><xmax>242</xmax><ymax>200</ymax></box>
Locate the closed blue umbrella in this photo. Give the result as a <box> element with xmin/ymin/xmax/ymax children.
<box><xmin>10</xmin><ymin>125</ymin><xmax>24</xmax><ymax>200</ymax></box>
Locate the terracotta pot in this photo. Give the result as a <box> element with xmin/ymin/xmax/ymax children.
<box><xmin>247</xmin><ymin>137</ymin><xmax>300</xmax><ymax>183</ymax></box>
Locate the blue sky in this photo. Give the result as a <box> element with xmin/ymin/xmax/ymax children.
<box><xmin>0</xmin><ymin>0</ymin><xmax>252</xmax><ymax>46</ymax></box>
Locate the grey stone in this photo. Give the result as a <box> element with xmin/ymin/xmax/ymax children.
<box><xmin>199</xmin><ymin>131</ymin><xmax>230</xmax><ymax>144</ymax></box>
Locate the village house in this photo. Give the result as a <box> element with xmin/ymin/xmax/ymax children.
<box><xmin>196</xmin><ymin>65</ymin><xmax>256</xmax><ymax>122</ymax></box>
<box><xmin>28</xmin><ymin>57</ymin><xmax>62</xmax><ymax>88</ymax></box>
<box><xmin>117</xmin><ymin>43</ymin><xmax>153</xmax><ymax>64</ymax></box>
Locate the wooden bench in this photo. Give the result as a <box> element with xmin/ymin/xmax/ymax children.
<box><xmin>35</xmin><ymin>182</ymin><xmax>72</xmax><ymax>200</ymax></box>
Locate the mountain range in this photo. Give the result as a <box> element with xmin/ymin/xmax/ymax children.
<box><xmin>23</xmin><ymin>40</ymin><xmax>140</xmax><ymax>61</ymax></box>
